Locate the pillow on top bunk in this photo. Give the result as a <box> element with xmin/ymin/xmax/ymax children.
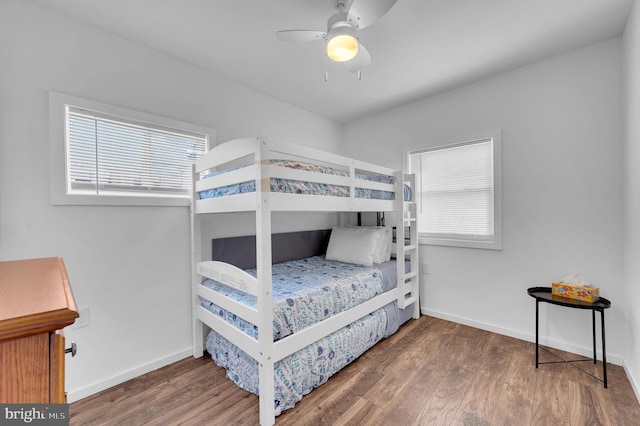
<box><xmin>325</xmin><ymin>226</ymin><xmax>383</xmax><ymax>266</ymax></box>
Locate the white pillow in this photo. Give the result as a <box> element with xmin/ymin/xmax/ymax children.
<box><xmin>370</xmin><ymin>227</ymin><xmax>388</xmax><ymax>264</ymax></box>
<box><xmin>383</xmin><ymin>227</ymin><xmax>393</xmax><ymax>261</ymax></box>
<box><xmin>359</xmin><ymin>226</ymin><xmax>392</xmax><ymax>263</ymax></box>
<box><xmin>325</xmin><ymin>226</ymin><xmax>382</xmax><ymax>266</ymax></box>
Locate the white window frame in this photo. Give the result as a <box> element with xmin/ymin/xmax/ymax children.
<box><xmin>49</xmin><ymin>91</ymin><xmax>215</xmax><ymax>206</ymax></box>
<box><xmin>406</xmin><ymin>129</ymin><xmax>503</xmax><ymax>250</ymax></box>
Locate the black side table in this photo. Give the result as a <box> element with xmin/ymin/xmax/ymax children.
<box><xmin>527</xmin><ymin>286</ymin><xmax>611</xmax><ymax>388</ymax></box>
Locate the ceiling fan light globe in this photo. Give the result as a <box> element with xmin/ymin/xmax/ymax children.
<box><xmin>327</xmin><ymin>34</ymin><xmax>358</xmax><ymax>62</ymax></box>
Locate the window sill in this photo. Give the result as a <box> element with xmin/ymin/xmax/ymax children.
<box><xmin>50</xmin><ymin>193</ymin><xmax>191</xmax><ymax>207</ymax></box>
<box><xmin>418</xmin><ymin>236</ymin><xmax>502</xmax><ymax>251</ymax></box>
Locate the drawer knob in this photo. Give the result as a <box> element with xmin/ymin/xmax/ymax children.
<box><xmin>65</xmin><ymin>342</ymin><xmax>77</xmax><ymax>357</ymax></box>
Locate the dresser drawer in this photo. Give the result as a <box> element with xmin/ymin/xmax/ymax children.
<box><xmin>0</xmin><ymin>258</ymin><xmax>78</xmax><ymax>404</ymax></box>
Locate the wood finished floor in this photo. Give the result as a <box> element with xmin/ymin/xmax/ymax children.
<box><xmin>69</xmin><ymin>316</ymin><xmax>640</xmax><ymax>425</ymax></box>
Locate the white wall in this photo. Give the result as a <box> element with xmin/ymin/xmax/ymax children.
<box><xmin>623</xmin><ymin>0</ymin><xmax>640</xmax><ymax>399</ymax></box>
<box><xmin>344</xmin><ymin>39</ymin><xmax>626</xmax><ymax>364</ymax></box>
<box><xmin>0</xmin><ymin>0</ymin><xmax>342</xmax><ymax>402</ymax></box>
<box><xmin>1</xmin><ymin>0</ymin><xmax>635</xmax><ymax>405</ymax></box>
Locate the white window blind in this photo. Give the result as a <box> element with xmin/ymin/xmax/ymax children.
<box><xmin>409</xmin><ymin>136</ymin><xmax>500</xmax><ymax>248</ymax></box>
<box><xmin>65</xmin><ymin>106</ymin><xmax>207</xmax><ymax>198</ymax></box>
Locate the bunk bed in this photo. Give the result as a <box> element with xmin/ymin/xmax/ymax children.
<box><xmin>191</xmin><ymin>136</ymin><xmax>419</xmax><ymax>425</ymax></box>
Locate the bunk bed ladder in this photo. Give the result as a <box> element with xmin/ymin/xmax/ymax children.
<box><xmin>397</xmin><ymin>174</ymin><xmax>420</xmax><ymax>318</ymax></box>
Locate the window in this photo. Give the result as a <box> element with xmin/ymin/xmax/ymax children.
<box><xmin>50</xmin><ymin>92</ymin><xmax>214</xmax><ymax>206</ymax></box>
<box><xmin>407</xmin><ymin>130</ymin><xmax>502</xmax><ymax>250</ymax></box>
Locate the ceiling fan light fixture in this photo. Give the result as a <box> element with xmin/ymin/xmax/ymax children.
<box><xmin>276</xmin><ymin>0</ymin><xmax>396</xmax><ymax>70</ymax></box>
<box><xmin>326</xmin><ymin>27</ymin><xmax>358</xmax><ymax>62</ymax></box>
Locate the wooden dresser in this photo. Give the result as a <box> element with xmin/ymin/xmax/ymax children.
<box><xmin>0</xmin><ymin>257</ymin><xmax>79</xmax><ymax>403</ymax></box>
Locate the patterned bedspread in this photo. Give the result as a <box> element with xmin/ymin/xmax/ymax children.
<box><xmin>200</xmin><ymin>256</ymin><xmax>406</xmax><ymax>415</ymax></box>
<box><xmin>199</xmin><ymin>256</ymin><xmax>387</xmax><ymax>340</ymax></box>
<box><xmin>198</xmin><ymin>159</ymin><xmax>399</xmax><ymax>200</ymax></box>
<box><xmin>206</xmin><ymin>308</ymin><xmax>389</xmax><ymax>415</ymax></box>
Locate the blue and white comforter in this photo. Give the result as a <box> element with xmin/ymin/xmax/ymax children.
<box><xmin>201</xmin><ymin>256</ymin><xmax>405</xmax><ymax>415</ymax></box>
<box><xmin>198</xmin><ymin>159</ymin><xmax>403</xmax><ymax>200</ymax></box>
<box><xmin>206</xmin><ymin>309</ymin><xmax>387</xmax><ymax>415</ymax></box>
<box><xmin>200</xmin><ymin>256</ymin><xmax>387</xmax><ymax>340</ymax></box>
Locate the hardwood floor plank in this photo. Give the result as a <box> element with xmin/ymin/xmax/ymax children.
<box><xmin>378</xmin><ymin>370</ymin><xmax>442</xmax><ymax>425</ymax></box>
<box><xmin>375</xmin><ymin>324</ymin><xmax>460</xmax><ymax>424</ymax></box>
<box><xmin>69</xmin><ymin>316</ymin><xmax>640</xmax><ymax>426</ymax></box>
<box><xmin>568</xmin><ymin>382</ymin><xmax>611</xmax><ymax>426</ymax></box>
<box><xmin>451</xmin><ymin>366</ymin><xmax>507</xmax><ymax>424</ymax></box>
<box><xmin>530</xmin><ymin>364</ymin><xmax>573</xmax><ymax>426</ymax></box>
<box><xmin>332</xmin><ymin>397</ymin><xmax>385</xmax><ymax>426</ymax></box>
<box><xmin>414</xmin><ymin>361</ymin><xmax>476</xmax><ymax>425</ymax></box>
<box><xmin>278</xmin><ymin>365</ymin><xmax>382</xmax><ymax>426</ymax></box>
<box><xmin>450</xmin><ymin>333</ymin><xmax>526</xmax><ymax>424</ymax></box>
<box><xmin>489</xmin><ymin>341</ymin><xmax>536</xmax><ymax>426</ymax></box>
<box><xmin>363</xmin><ymin>344</ymin><xmax>423</xmax><ymax>410</ymax></box>
<box><xmin>601</xmin><ymin>363</ymin><xmax>640</xmax><ymax>426</ymax></box>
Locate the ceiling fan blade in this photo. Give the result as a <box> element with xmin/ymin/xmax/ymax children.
<box><xmin>344</xmin><ymin>43</ymin><xmax>371</xmax><ymax>73</ymax></box>
<box><xmin>275</xmin><ymin>30</ymin><xmax>327</xmax><ymax>42</ymax></box>
<box><xmin>347</xmin><ymin>0</ymin><xmax>397</xmax><ymax>29</ymax></box>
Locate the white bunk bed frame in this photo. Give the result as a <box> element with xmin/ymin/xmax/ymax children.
<box><xmin>191</xmin><ymin>135</ymin><xmax>419</xmax><ymax>425</ymax></box>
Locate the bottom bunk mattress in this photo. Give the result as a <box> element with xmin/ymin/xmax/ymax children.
<box><xmin>205</xmin><ymin>301</ymin><xmax>413</xmax><ymax>415</ymax></box>
<box><xmin>199</xmin><ymin>257</ymin><xmax>413</xmax><ymax>415</ymax></box>
<box><xmin>199</xmin><ymin>256</ymin><xmax>401</xmax><ymax>341</ymax></box>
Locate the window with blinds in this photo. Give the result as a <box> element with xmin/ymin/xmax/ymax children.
<box><xmin>65</xmin><ymin>106</ymin><xmax>208</xmax><ymax>198</ymax></box>
<box><xmin>408</xmin><ymin>132</ymin><xmax>502</xmax><ymax>250</ymax></box>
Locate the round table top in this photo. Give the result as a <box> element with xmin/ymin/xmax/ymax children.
<box><xmin>527</xmin><ymin>286</ymin><xmax>611</xmax><ymax>310</ymax></box>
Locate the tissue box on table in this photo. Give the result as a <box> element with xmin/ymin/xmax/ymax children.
<box><xmin>551</xmin><ymin>282</ymin><xmax>600</xmax><ymax>302</ymax></box>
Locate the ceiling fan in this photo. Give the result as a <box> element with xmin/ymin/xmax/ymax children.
<box><xmin>275</xmin><ymin>0</ymin><xmax>397</xmax><ymax>74</ymax></box>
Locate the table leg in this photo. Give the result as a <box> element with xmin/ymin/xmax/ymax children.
<box><xmin>536</xmin><ymin>299</ymin><xmax>540</xmax><ymax>368</ymax></box>
<box><xmin>601</xmin><ymin>309</ymin><xmax>607</xmax><ymax>388</ymax></box>
<box><xmin>592</xmin><ymin>310</ymin><xmax>596</xmax><ymax>364</ymax></box>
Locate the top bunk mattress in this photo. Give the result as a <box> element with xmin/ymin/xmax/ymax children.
<box><xmin>198</xmin><ymin>159</ymin><xmax>411</xmax><ymax>201</ymax></box>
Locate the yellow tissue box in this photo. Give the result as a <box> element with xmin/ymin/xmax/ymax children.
<box><xmin>551</xmin><ymin>282</ymin><xmax>599</xmax><ymax>302</ymax></box>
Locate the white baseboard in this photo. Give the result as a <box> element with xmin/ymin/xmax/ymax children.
<box><xmin>421</xmin><ymin>307</ymin><xmax>625</xmax><ymax>366</ymax></box>
<box><xmin>623</xmin><ymin>360</ymin><xmax>640</xmax><ymax>404</ymax></box>
<box><xmin>66</xmin><ymin>347</ymin><xmax>193</xmax><ymax>403</ymax></box>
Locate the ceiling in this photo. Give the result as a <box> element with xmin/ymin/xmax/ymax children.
<box><xmin>32</xmin><ymin>0</ymin><xmax>634</xmax><ymax>124</ymax></box>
